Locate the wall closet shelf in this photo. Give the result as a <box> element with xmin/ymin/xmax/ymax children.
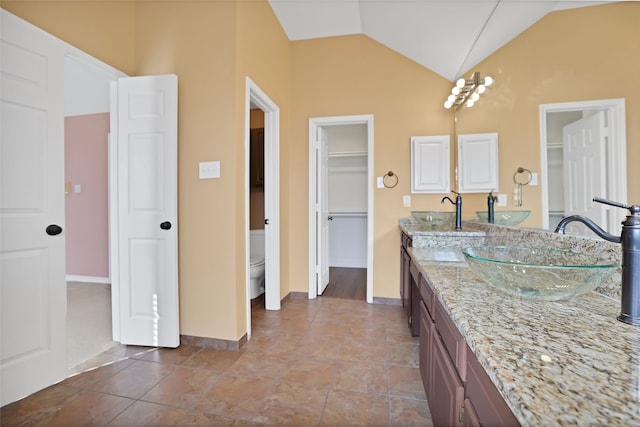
<box><xmin>328</xmin><ymin>151</ymin><xmax>367</xmax><ymax>158</ymax></box>
<box><xmin>329</xmin><ymin>212</ymin><xmax>367</xmax><ymax>217</ymax></box>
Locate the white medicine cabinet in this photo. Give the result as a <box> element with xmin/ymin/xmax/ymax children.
<box><xmin>457</xmin><ymin>132</ymin><xmax>499</xmax><ymax>193</ymax></box>
<box><xmin>410</xmin><ymin>135</ymin><xmax>451</xmax><ymax>194</ymax></box>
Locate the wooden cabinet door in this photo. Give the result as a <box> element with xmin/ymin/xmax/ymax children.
<box><xmin>401</xmin><ymin>241</ymin><xmax>412</xmax><ymax>321</ymax></box>
<box><xmin>463</xmin><ymin>398</ymin><xmax>482</xmax><ymax>427</ymax></box>
<box><xmin>431</xmin><ymin>333</ymin><xmax>465</xmax><ymax>427</ymax></box>
<box><xmin>419</xmin><ymin>300</ymin><xmax>434</xmax><ymax>400</ymax></box>
<box><xmin>466</xmin><ymin>348</ymin><xmax>519</xmax><ymax>426</ymax></box>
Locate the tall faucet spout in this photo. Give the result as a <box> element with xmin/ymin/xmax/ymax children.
<box><xmin>556</xmin><ymin>200</ymin><xmax>640</xmax><ymax>326</ymax></box>
<box><xmin>440</xmin><ymin>196</ymin><xmax>454</xmax><ymax>205</ymax></box>
<box><xmin>441</xmin><ymin>194</ymin><xmax>462</xmax><ymax>230</ymax></box>
<box><xmin>555</xmin><ymin>215</ymin><xmax>621</xmax><ymax>243</ymax></box>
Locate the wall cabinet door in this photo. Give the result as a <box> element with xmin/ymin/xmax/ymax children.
<box><xmin>457</xmin><ymin>133</ymin><xmax>499</xmax><ymax>193</ymax></box>
<box><xmin>411</xmin><ymin>135</ymin><xmax>450</xmax><ymax>194</ymax></box>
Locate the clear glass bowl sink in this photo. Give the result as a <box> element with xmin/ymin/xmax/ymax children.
<box><xmin>462</xmin><ymin>246</ymin><xmax>618</xmax><ymax>301</ymax></box>
<box><xmin>476</xmin><ymin>210</ymin><xmax>531</xmax><ymax>226</ymax></box>
<box><xmin>411</xmin><ymin>211</ymin><xmax>455</xmax><ymax>229</ymax></box>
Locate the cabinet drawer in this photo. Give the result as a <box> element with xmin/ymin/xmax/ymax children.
<box><xmin>435</xmin><ymin>298</ymin><xmax>467</xmax><ymax>382</ymax></box>
<box><xmin>419</xmin><ymin>275</ymin><xmax>435</xmax><ymax>320</ymax></box>
<box><xmin>466</xmin><ymin>347</ymin><xmax>519</xmax><ymax>427</ymax></box>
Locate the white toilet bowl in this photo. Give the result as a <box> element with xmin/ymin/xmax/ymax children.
<box><xmin>249</xmin><ymin>230</ymin><xmax>265</xmax><ymax>299</ymax></box>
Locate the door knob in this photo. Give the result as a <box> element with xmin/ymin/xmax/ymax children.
<box><xmin>160</xmin><ymin>221</ymin><xmax>172</xmax><ymax>230</ymax></box>
<box><xmin>45</xmin><ymin>224</ymin><xmax>63</xmax><ymax>236</ymax></box>
<box><xmin>264</xmin><ymin>219</ymin><xmax>269</xmax><ymax>225</ymax></box>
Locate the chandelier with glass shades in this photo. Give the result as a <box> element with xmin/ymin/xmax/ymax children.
<box><xmin>444</xmin><ymin>72</ymin><xmax>493</xmax><ymax>109</ymax></box>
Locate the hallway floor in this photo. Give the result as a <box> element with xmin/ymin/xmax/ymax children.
<box><xmin>1</xmin><ymin>296</ymin><xmax>432</xmax><ymax>426</ymax></box>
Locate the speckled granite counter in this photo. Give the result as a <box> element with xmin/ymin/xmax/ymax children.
<box><xmin>402</xmin><ymin>220</ymin><xmax>640</xmax><ymax>425</ymax></box>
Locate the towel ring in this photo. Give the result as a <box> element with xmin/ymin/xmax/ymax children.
<box><xmin>383</xmin><ymin>171</ymin><xmax>398</xmax><ymax>188</ymax></box>
<box><xmin>513</xmin><ymin>167</ymin><xmax>532</xmax><ymax>185</ymax></box>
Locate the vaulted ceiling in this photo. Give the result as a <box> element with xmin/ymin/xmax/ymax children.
<box><xmin>268</xmin><ymin>0</ymin><xmax>614</xmax><ymax>81</ymax></box>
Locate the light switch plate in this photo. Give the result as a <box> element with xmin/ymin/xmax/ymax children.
<box><xmin>377</xmin><ymin>177</ymin><xmax>384</xmax><ymax>188</ymax></box>
<box><xmin>497</xmin><ymin>194</ymin><xmax>507</xmax><ymax>207</ymax></box>
<box><xmin>403</xmin><ymin>195</ymin><xmax>411</xmax><ymax>207</ymax></box>
<box><xmin>199</xmin><ymin>161</ymin><xmax>220</xmax><ymax>179</ymax></box>
<box><xmin>530</xmin><ymin>172</ymin><xmax>538</xmax><ymax>186</ymax></box>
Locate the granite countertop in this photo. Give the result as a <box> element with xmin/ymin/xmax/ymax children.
<box><xmin>409</xmin><ymin>246</ymin><xmax>640</xmax><ymax>425</ymax></box>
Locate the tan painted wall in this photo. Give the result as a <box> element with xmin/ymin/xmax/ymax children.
<box><xmin>1</xmin><ymin>1</ymin><xmax>135</xmax><ymax>75</ymax></box>
<box><xmin>3</xmin><ymin>1</ymin><xmax>637</xmax><ymax>340</ymax></box>
<box><xmin>289</xmin><ymin>35</ymin><xmax>453</xmax><ymax>298</ymax></box>
<box><xmin>455</xmin><ymin>2</ymin><xmax>640</xmax><ymax>227</ymax></box>
<box><xmin>132</xmin><ymin>1</ymin><xmax>243</xmax><ymax>340</ymax></box>
<box><xmin>235</xmin><ymin>0</ymin><xmax>292</xmax><ymax>332</ymax></box>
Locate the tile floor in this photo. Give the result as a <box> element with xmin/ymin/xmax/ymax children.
<box><xmin>1</xmin><ymin>296</ymin><xmax>433</xmax><ymax>426</ymax></box>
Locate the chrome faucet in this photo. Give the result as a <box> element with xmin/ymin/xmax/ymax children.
<box><xmin>441</xmin><ymin>191</ymin><xmax>462</xmax><ymax>230</ymax></box>
<box><xmin>555</xmin><ymin>197</ymin><xmax>640</xmax><ymax>326</ymax></box>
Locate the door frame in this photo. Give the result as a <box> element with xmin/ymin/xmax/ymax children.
<box><xmin>245</xmin><ymin>77</ymin><xmax>281</xmax><ymax>339</ymax></box>
<box><xmin>539</xmin><ymin>98</ymin><xmax>627</xmax><ymax>231</ymax></box>
<box><xmin>308</xmin><ymin>115</ymin><xmax>374</xmax><ymax>303</ymax></box>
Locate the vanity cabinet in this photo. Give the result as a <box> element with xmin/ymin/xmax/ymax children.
<box><xmin>409</xmin><ymin>258</ymin><xmax>422</xmax><ymax>337</ymax></box>
<box><xmin>465</xmin><ymin>348</ymin><xmax>519</xmax><ymax>427</ymax></box>
<box><xmin>400</xmin><ymin>232</ymin><xmax>413</xmax><ymax>328</ymax></box>
<box><xmin>413</xmin><ymin>256</ymin><xmax>519</xmax><ymax>427</ymax></box>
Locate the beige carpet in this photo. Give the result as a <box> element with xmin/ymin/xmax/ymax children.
<box><xmin>66</xmin><ymin>282</ymin><xmax>116</xmax><ymax>371</ymax></box>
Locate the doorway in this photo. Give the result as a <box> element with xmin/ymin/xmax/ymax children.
<box><xmin>539</xmin><ymin>99</ymin><xmax>627</xmax><ymax>234</ymax></box>
<box><xmin>245</xmin><ymin>77</ymin><xmax>281</xmax><ymax>340</ymax></box>
<box><xmin>308</xmin><ymin>115</ymin><xmax>374</xmax><ymax>303</ymax></box>
<box><xmin>63</xmin><ymin>54</ymin><xmax>124</xmax><ymax>371</ymax></box>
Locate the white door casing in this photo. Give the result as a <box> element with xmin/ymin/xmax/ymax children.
<box><xmin>245</xmin><ymin>77</ymin><xmax>281</xmax><ymax>342</ymax></box>
<box><xmin>308</xmin><ymin>115</ymin><xmax>374</xmax><ymax>303</ymax></box>
<box><xmin>112</xmin><ymin>75</ymin><xmax>179</xmax><ymax>347</ymax></box>
<box><xmin>539</xmin><ymin>99</ymin><xmax>627</xmax><ymax>233</ymax></box>
<box><xmin>562</xmin><ymin>112</ymin><xmax>607</xmax><ymax>235</ymax></box>
<box><xmin>0</xmin><ymin>10</ymin><xmax>67</xmax><ymax>405</ymax></box>
<box><xmin>318</xmin><ymin>127</ymin><xmax>330</xmax><ymax>295</ymax></box>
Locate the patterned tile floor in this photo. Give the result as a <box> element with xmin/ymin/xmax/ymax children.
<box><xmin>1</xmin><ymin>296</ymin><xmax>433</xmax><ymax>426</ymax></box>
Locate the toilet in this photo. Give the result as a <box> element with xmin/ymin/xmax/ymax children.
<box><xmin>249</xmin><ymin>229</ymin><xmax>265</xmax><ymax>299</ymax></box>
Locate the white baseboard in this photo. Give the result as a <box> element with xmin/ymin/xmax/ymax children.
<box><xmin>66</xmin><ymin>275</ymin><xmax>111</xmax><ymax>285</ymax></box>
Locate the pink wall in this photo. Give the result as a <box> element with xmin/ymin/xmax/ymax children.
<box><xmin>64</xmin><ymin>113</ymin><xmax>109</xmax><ymax>279</ymax></box>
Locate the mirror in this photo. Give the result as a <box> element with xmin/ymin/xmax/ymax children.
<box><xmin>449</xmin><ymin>2</ymin><xmax>636</xmax><ymax>231</ymax></box>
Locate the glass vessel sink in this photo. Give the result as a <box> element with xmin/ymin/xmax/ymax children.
<box><xmin>411</xmin><ymin>211</ymin><xmax>455</xmax><ymax>229</ymax></box>
<box><xmin>476</xmin><ymin>210</ymin><xmax>530</xmax><ymax>226</ymax></box>
<box><xmin>462</xmin><ymin>246</ymin><xmax>618</xmax><ymax>301</ymax></box>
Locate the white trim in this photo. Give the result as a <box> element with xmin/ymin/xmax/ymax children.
<box><xmin>539</xmin><ymin>98</ymin><xmax>627</xmax><ymax>231</ymax></box>
<box><xmin>308</xmin><ymin>115</ymin><xmax>374</xmax><ymax>303</ymax></box>
<box><xmin>66</xmin><ymin>275</ymin><xmax>111</xmax><ymax>284</ymax></box>
<box><xmin>245</xmin><ymin>77</ymin><xmax>281</xmax><ymax>340</ymax></box>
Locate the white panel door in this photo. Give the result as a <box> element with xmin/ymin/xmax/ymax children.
<box><xmin>115</xmin><ymin>75</ymin><xmax>179</xmax><ymax>347</ymax></box>
<box><xmin>318</xmin><ymin>127</ymin><xmax>330</xmax><ymax>295</ymax></box>
<box><xmin>0</xmin><ymin>11</ymin><xmax>67</xmax><ymax>405</ymax></box>
<box><xmin>562</xmin><ymin>112</ymin><xmax>607</xmax><ymax>234</ymax></box>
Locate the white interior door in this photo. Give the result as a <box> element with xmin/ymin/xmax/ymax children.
<box><xmin>113</xmin><ymin>75</ymin><xmax>179</xmax><ymax>347</ymax></box>
<box><xmin>562</xmin><ymin>111</ymin><xmax>607</xmax><ymax>234</ymax></box>
<box><xmin>318</xmin><ymin>127</ymin><xmax>330</xmax><ymax>295</ymax></box>
<box><xmin>0</xmin><ymin>10</ymin><xmax>67</xmax><ymax>405</ymax></box>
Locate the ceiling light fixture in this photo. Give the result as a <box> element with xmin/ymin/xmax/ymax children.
<box><xmin>443</xmin><ymin>72</ymin><xmax>493</xmax><ymax>110</ymax></box>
